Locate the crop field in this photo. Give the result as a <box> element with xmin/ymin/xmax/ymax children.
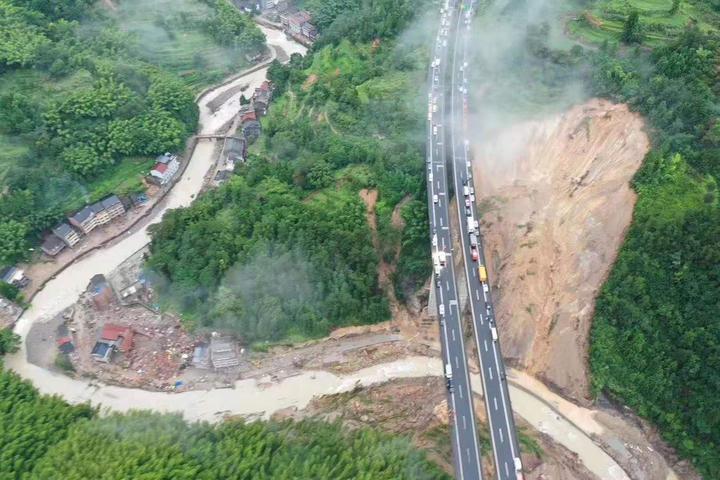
<box><xmin>100</xmin><ymin>0</ymin><xmax>252</xmax><ymax>91</ymax></box>
<box><xmin>568</xmin><ymin>0</ymin><xmax>720</xmax><ymax>46</ymax></box>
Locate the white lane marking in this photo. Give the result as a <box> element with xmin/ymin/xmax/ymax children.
<box><xmin>455</xmin><ymin>356</ymin><xmax>459</xmax><ymax>369</ymax></box>
<box><xmin>440</xmin><ymin>216</ymin><xmax>444</xmax><ymax>226</ymax></box>
<box><xmin>484</xmin><ymin>339</ymin><xmax>488</xmax><ymax>351</ymax></box>
<box><xmin>475</xmin><ymin>289</ymin><xmax>480</xmax><ymax>300</ymax></box>
<box><xmin>446</xmin><ymin>280</ymin><xmax>450</xmax><ymax>291</ymax></box>
<box><xmin>462</xmin><ymin>415</ymin><xmax>467</xmax><ymax>430</ymax></box>
<box><xmin>499</xmin><ymin>428</ymin><xmax>504</xmax><ymax>444</ymax></box>
<box><xmin>492</xmin><ymin>340</ymin><xmax>519</xmax><ymax>460</ymax></box>
<box><xmin>451</xmin><ymin>329</ymin><xmax>456</xmax><ymax>342</ymax></box>
<box><xmin>488</xmin><ymin>367</ymin><xmax>493</xmax><ymax>380</ymax></box>
<box><xmin>442</xmin><ymin>237</ymin><xmax>446</xmax><ymax>249</ymax></box>
<box><xmin>437</xmin><ymin>180</ymin><xmax>440</xmax><ymax>189</ymax></box>
<box><xmin>479</xmin><ymin>313</ymin><xmax>484</xmax><ymax>325</ymax></box>
<box><xmin>504</xmin><ymin>461</ymin><xmax>510</xmax><ymax>477</ymax></box>
<box><xmin>472</xmin><ymin>268</ymin><xmax>475</xmax><ymax>277</ymax></box>
<box><xmin>494</xmin><ymin>396</ymin><xmax>499</xmax><ymax>411</ymax></box>
<box><xmin>483</xmin><ymin>289</ymin><xmax>487</xmax><ymax>301</ymax></box>
<box><xmin>459</xmin><ymin>386</ymin><xmax>463</xmax><ymax>399</ymax></box>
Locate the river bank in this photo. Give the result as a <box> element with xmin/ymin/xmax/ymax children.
<box><xmin>4</xmin><ymin>20</ymin><xmax>674</xmax><ymax>480</ymax></box>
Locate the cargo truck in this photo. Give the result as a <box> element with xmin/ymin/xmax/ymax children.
<box><xmin>478</xmin><ymin>265</ymin><xmax>487</xmax><ymax>282</ymax></box>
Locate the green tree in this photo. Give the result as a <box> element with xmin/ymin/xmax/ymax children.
<box><xmin>0</xmin><ymin>219</ymin><xmax>29</xmax><ymax>265</ymax></box>
<box><xmin>0</xmin><ymin>93</ymin><xmax>39</xmax><ymax>134</ymax></box>
<box><xmin>0</xmin><ymin>328</ymin><xmax>20</xmax><ymax>355</ymax></box>
<box><xmin>669</xmin><ymin>0</ymin><xmax>681</xmax><ymax>15</ymax></box>
<box><xmin>621</xmin><ymin>10</ymin><xmax>643</xmax><ymax>44</ymax></box>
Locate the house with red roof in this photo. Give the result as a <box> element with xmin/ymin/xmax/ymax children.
<box><xmin>91</xmin><ymin>324</ymin><xmax>134</xmax><ymax>363</ymax></box>
<box><xmin>149</xmin><ymin>153</ymin><xmax>180</xmax><ymax>185</ymax></box>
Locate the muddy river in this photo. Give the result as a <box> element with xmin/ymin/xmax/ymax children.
<box><xmin>6</xmin><ymin>25</ymin><xmax>631</xmax><ymax>480</ymax></box>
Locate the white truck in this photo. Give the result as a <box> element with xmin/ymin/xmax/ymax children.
<box><xmin>470</xmin><ymin>233</ymin><xmax>478</xmax><ymax>247</ymax></box>
<box><xmin>445</xmin><ymin>363</ymin><xmax>452</xmax><ymax>379</ymax></box>
<box><xmin>467</xmin><ymin>216</ymin><xmax>475</xmax><ymax>233</ymax></box>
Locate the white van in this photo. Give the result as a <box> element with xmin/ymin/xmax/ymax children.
<box><xmin>445</xmin><ymin>363</ymin><xmax>452</xmax><ymax>379</ymax></box>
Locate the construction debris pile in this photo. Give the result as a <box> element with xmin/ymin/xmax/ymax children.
<box><xmin>64</xmin><ymin>275</ymin><xmax>202</xmax><ymax>391</ymax></box>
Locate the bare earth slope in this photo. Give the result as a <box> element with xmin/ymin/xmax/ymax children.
<box><xmin>472</xmin><ymin>99</ymin><xmax>649</xmax><ymax>403</ymax></box>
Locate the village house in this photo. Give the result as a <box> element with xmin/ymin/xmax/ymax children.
<box><xmin>224</xmin><ymin>136</ymin><xmax>247</xmax><ymax>168</ymax></box>
<box><xmin>252</xmin><ymin>81</ymin><xmax>272</xmax><ymax>116</ymax></box>
<box><xmin>41</xmin><ymin>234</ymin><xmax>66</xmax><ymax>257</ymax></box>
<box><xmin>91</xmin><ymin>323</ymin><xmax>134</xmax><ymax>363</ymax></box>
<box><xmin>1</xmin><ymin>266</ymin><xmax>29</xmax><ymax>289</ymax></box>
<box><xmin>240</xmin><ymin>110</ymin><xmax>261</xmax><ymax>142</ymax></box>
<box><xmin>52</xmin><ymin>222</ymin><xmax>81</xmax><ymax>248</ymax></box>
<box><xmin>281</xmin><ymin>10</ymin><xmax>316</xmax><ymax>42</ymax></box>
<box><xmin>149</xmin><ymin>153</ymin><xmax>180</xmax><ymax>186</ymax></box>
<box><xmin>69</xmin><ymin>195</ymin><xmax>126</xmax><ymax>235</ymax></box>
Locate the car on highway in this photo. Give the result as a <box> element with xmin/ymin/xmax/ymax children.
<box><xmin>439</xmin><ymin>304</ymin><xmax>445</xmax><ymax>316</ymax></box>
<box><xmin>432</xmin><ymin>234</ymin><xmax>438</xmax><ymax>247</ymax></box>
<box><xmin>465</xmin><ymin>198</ymin><xmax>471</xmax><ymax>207</ymax></box>
<box><xmin>433</xmin><ymin>194</ymin><xmax>439</xmax><ymax>204</ymax></box>
<box><xmin>490</xmin><ymin>326</ymin><xmax>498</xmax><ymax>342</ymax></box>
<box><xmin>471</xmin><ymin>247</ymin><xmax>479</xmax><ymax>262</ymax></box>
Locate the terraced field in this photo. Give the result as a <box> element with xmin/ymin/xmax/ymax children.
<box><xmin>101</xmin><ymin>0</ymin><xmax>253</xmax><ymax>91</ymax></box>
<box><xmin>568</xmin><ymin>0</ymin><xmax>719</xmax><ymax>46</ymax></box>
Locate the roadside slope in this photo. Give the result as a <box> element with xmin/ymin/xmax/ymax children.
<box><xmin>472</xmin><ymin>98</ymin><xmax>649</xmax><ymax>402</ymax></box>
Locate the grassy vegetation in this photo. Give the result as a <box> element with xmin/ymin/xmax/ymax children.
<box><xmin>568</xmin><ymin>0</ymin><xmax>720</xmax><ymax>46</ymax></box>
<box><xmin>0</xmin><ymin>0</ymin><xmax>265</xmax><ymax>270</ymax></box>
<box><xmin>574</xmin><ymin>0</ymin><xmax>720</xmax><ymax>474</ymax></box>
<box><xmin>92</xmin><ymin>0</ymin><xmax>252</xmax><ymax>92</ymax></box>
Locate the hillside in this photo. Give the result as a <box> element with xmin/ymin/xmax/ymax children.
<box><xmin>577</xmin><ymin>1</ymin><xmax>720</xmax><ymax>477</ymax></box>
<box><xmin>474</xmin><ymin>99</ymin><xmax>649</xmax><ymax>402</ymax></box>
<box><xmin>0</xmin><ymin>0</ymin><xmax>263</xmax><ymax>269</ymax></box>
<box><xmin>146</xmin><ymin>0</ymin><xmax>431</xmax><ymax>342</ymax></box>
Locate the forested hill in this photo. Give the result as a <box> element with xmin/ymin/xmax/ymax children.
<box><xmin>0</xmin><ymin>0</ymin><xmax>264</xmax><ymax>268</ymax></box>
<box><xmin>146</xmin><ymin>0</ymin><xmax>431</xmax><ymax>343</ymax></box>
<box><xmin>0</xmin><ymin>365</ymin><xmax>448</xmax><ymax>479</ymax></box>
<box><xmin>582</xmin><ymin>2</ymin><xmax>720</xmax><ymax>477</ymax></box>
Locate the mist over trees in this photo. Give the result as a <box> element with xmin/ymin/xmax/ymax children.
<box><xmin>0</xmin><ymin>0</ymin><xmax>267</xmax><ymax>269</ymax></box>
<box><xmin>148</xmin><ymin>0</ymin><xmax>431</xmax><ymax>342</ymax></box>
<box><xmin>590</xmin><ymin>25</ymin><xmax>720</xmax><ymax>478</ymax></box>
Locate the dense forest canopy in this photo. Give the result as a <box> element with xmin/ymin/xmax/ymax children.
<box><xmin>147</xmin><ymin>0</ymin><xmax>432</xmax><ymax>342</ymax></box>
<box><xmin>0</xmin><ymin>367</ymin><xmax>448</xmax><ymax>479</ymax></box>
<box><xmin>586</xmin><ymin>9</ymin><xmax>720</xmax><ymax>479</ymax></box>
<box><xmin>0</xmin><ymin>0</ymin><xmax>264</xmax><ymax>270</ymax></box>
